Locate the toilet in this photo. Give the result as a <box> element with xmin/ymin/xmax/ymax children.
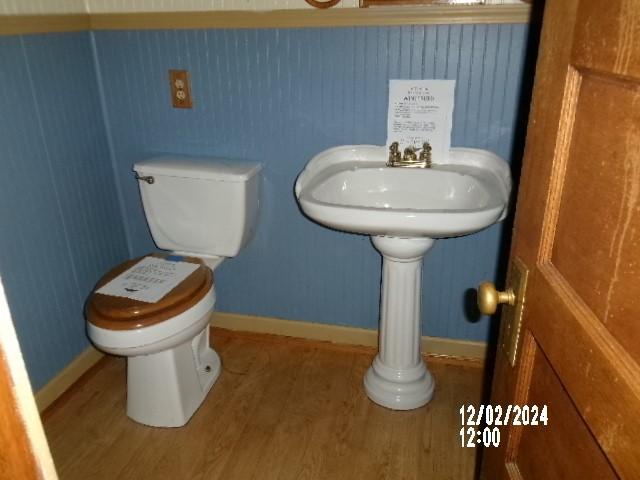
<box><xmin>85</xmin><ymin>156</ymin><xmax>261</xmax><ymax>428</ymax></box>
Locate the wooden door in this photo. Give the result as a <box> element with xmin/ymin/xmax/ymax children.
<box><xmin>481</xmin><ymin>0</ymin><xmax>640</xmax><ymax>478</ymax></box>
<box><xmin>0</xmin><ymin>278</ymin><xmax>58</xmax><ymax>480</ymax></box>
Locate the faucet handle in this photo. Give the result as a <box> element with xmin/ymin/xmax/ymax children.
<box><xmin>388</xmin><ymin>142</ymin><xmax>401</xmax><ymax>165</ymax></box>
<box><xmin>419</xmin><ymin>142</ymin><xmax>432</xmax><ymax>166</ymax></box>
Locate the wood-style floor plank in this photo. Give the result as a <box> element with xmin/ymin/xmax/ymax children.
<box><xmin>43</xmin><ymin>328</ymin><xmax>484</xmax><ymax>480</ymax></box>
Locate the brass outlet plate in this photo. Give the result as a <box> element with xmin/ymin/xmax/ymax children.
<box><xmin>169</xmin><ymin>69</ymin><xmax>193</xmax><ymax>109</ymax></box>
<box><xmin>500</xmin><ymin>257</ymin><xmax>529</xmax><ymax>366</ymax></box>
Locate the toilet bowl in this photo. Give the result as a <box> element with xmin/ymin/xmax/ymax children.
<box><xmin>85</xmin><ymin>155</ymin><xmax>262</xmax><ymax>428</ymax></box>
<box><xmin>86</xmin><ymin>254</ymin><xmax>220</xmax><ymax>428</ymax></box>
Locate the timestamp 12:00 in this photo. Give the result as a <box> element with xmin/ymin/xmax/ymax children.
<box><xmin>459</xmin><ymin>426</ymin><xmax>500</xmax><ymax>448</ymax></box>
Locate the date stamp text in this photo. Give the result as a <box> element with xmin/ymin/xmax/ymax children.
<box><xmin>459</xmin><ymin>404</ymin><xmax>548</xmax><ymax>448</ymax></box>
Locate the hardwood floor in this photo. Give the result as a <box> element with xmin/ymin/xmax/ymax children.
<box><xmin>43</xmin><ymin>328</ymin><xmax>484</xmax><ymax>480</ymax></box>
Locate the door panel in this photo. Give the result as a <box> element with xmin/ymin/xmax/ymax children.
<box><xmin>482</xmin><ymin>0</ymin><xmax>640</xmax><ymax>479</ymax></box>
<box><xmin>572</xmin><ymin>2</ymin><xmax>640</xmax><ymax>77</ymax></box>
<box><xmin>513</xmin><ymin>334</ymin><xmax>617</xmax><ymax>480</ymax></box>
<box><xmin>550</xmin><ymin>71</ymin><xmax>640</xmax><ymax>363</ymax></box>
<box><xmin>527</xmin><ymin>269</ymin><xmax>640</xmax><ymax>472</ymax></box>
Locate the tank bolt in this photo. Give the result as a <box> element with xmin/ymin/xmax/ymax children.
<box><xmin>134</xmin><ymin>173</ymin><xmax>154</xmax><ymax>184</ymax></box>
<box><xmin>205</xmin><ymin>365</ymin><xmax>211</xmax><ymax>373</ymax></box>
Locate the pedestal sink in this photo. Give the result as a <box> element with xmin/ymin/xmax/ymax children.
<box><xmin>295</xmin><ymin>145</ymin><xmax>511</xmax><ymax>410</ymax></box>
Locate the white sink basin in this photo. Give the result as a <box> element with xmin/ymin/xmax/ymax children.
<box><xmin>295</xmin><ymin>145</ymin><xmax>511</xmax><ymax>238</ymax></box>
<box><xmin>294</xmin><ymin>145</ymin><xmax>511</xmax><ymax>411</ymax></box>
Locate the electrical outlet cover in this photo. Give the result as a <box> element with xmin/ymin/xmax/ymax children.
<box><xmin>169</xmin><ymin>70</ymin><xmax>193</xmax><ymax>109</ymax></box>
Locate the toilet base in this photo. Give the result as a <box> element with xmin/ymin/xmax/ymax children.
<box><xmin>126</xmin><ymin>325</ymin><xmax>221</xmax><ymax>427</ymax></box>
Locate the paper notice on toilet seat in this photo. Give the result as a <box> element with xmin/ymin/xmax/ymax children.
<box><xmin>95</xmin><ymin>257</ymin><xmax>200</xmax><ymax>303</ymax></box>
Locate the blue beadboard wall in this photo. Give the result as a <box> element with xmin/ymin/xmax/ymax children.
<box><xmin>0</xmin><ymin>33</ymin><xmax>128</xmax><ymax>389</ymax></box>
<box><xmin>94</xmin><ymin>24</ymin><xmax>528</xmax><ymax>342</ymax></box>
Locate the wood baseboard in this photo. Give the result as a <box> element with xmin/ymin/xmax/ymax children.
<box><xmin>34</xmin><ymin>314</ymin><xmax>484</xmax><ymax>411</ymax></box>
<box><xmin>35</xmin><ymin>346</ymin><xmax>104</xmax><ymax>413</ymax></box>
<box><xmin>211</xmin><ymin>311</ymin><xmax>487</xmax><ymax>361</ymax></box>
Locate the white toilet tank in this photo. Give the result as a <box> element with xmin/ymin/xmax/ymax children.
<box><xmin>133</xmin><ymin>156</ymin><xmax>262</xmax><ymax>258</ymax></box>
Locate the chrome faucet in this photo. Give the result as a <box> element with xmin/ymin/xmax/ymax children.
<box><xmin>387</xmin><ymin>141</ymin><xmax>432</xmax><ymax>168</ymax></box>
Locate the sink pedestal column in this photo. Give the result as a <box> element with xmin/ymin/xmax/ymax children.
<box><xmin>364</xmin><ymin>236</ymin><xmax>435</xmax><ymax>410</ymax></box>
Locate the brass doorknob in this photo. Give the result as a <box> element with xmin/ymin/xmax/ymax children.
<box><xmin>477</xmin><ymin>282</ymin><xmax>516</xmax><ymax>315</ymax></box>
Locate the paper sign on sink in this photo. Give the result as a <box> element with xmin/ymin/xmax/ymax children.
<box><xmin>386</xmin><ymin>79</ymin><xmax>456</xmax><ymax>163</ymax></box>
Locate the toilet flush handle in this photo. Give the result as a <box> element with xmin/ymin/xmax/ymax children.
<box><xmin>135</xmin><ymin>173</ymin><xmax>155</xmax><ymax>184</ymax></box>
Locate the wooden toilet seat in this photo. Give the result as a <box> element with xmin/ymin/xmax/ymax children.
<box><xmin>86</xmin><ymin>253</ymin><xmax>213</xmax><ymax>331</ymax></box>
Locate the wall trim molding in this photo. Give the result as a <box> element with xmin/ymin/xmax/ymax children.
<box><xmin>35</xmin><ymin>346</ymin><xmax>103</xmax><ymax>413</ymax></box>
<box><xmin>0</xmin><ymin>14</ymin><xmax>90</xmax><ymax>36</ymax></box>
<box><xmin>211</xmin><ymin>311</ymin><xmax>487</xmax><ymax>361</ymax></box>
<box><xmin>89</xmin><ymin>5</ymin><xmax>530</xmax><ymax>30</ymax></box>
<box><xmin>1</xmin><ymin>5</ymin><xmax>530</xmax><ymax>36</ymax></box>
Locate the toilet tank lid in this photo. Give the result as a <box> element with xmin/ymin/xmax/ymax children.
<box><xmin>134</xmin><ymin>155</ymin><xmax>262</xmax><ymax>182</ymax></box>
